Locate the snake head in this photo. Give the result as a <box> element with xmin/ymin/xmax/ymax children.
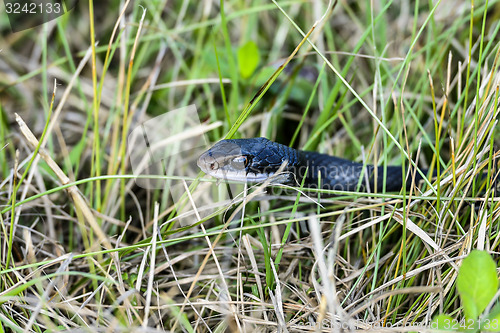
<box><xmin>197</xmin><ymin>137</ymin><xmax>298</xmax><ymax>184</ymax></box>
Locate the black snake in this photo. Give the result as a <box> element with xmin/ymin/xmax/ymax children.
<box><xmin>197</xmin><ymin>137</ymin><xmax>425</xmax><ymax>192</ymax></box>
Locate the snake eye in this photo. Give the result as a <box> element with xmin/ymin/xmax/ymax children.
<box><xmin>230</xmin><ymin>156</ymin><xmax>248</xmax><ymax>170</ymax></box>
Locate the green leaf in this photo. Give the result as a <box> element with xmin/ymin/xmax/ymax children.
<box><xmin>457</xmin><ymin>250</ymin><xmax>499</xmax><ymax>320</ymax></box>
<box><xmin>237</xmin><ymin>40</ymin><xmax>260</xmax><ymax>79</ymax></box>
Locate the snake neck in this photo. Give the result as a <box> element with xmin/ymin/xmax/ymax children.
<box><xmin>294</xmin><ymin>151</ymin><xmax>417</xmax><ymax>192</ymax></box>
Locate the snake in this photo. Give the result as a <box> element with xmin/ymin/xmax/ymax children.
<box><xmin>197</xmin><ymin>137</ymin><xmax>425</xmax><ymax>192</ymax></box>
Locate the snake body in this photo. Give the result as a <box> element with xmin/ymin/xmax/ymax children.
<box><xmin>197</xmin><ymin>137</ymin><xmax>422</xmax><ymax>192</ymax></box>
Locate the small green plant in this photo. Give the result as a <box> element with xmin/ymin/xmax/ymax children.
<box><xmin>237</xmin><ymin>40</ymin><xmax>261</xmax><ymax>79</ymax></box>
<box><xmin>432</xmin><ymin>250</ymin><xmax>500</xmax><ymax>332</ymax></box>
